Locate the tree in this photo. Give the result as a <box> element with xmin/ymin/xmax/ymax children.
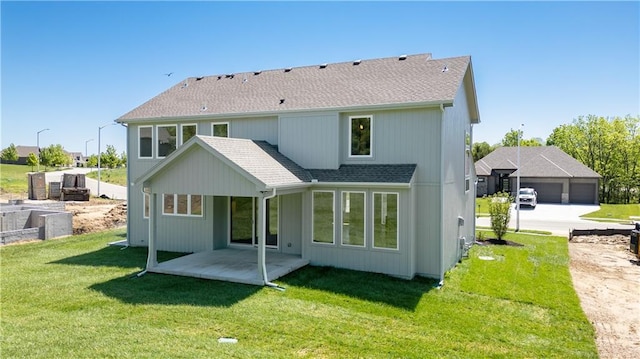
<box><xmin>472</xmin><ymin>142</ymin><xmax>494</xmax><ymax>162</ymax></box>
<box><xmin>547</xmin><ymin>115</ymin><xmax>640</xmax><ymax>203</ymax></box>
<box><xmin>86</xmin><ymin>154</ymin><xmax>98</xmax><ymax>168</ymax></box>
<box><xmin>1</xmin><ymin>143</ymin><xmax>19</xmax><ymax>162</ymax></box>
<box><xmin>100</xmin><ymin>145</ymin><xmax>120</xmax><ymax>169</ymax></box>
<box><xmin>119</xmin><ymin>151</ymin><xmax>127</xmax><ymax>167</ymax></box>
<box><xmin>501</xmin><ymin>129</ymin><xmax>542</xmax><ymax>147</ymax></box>
<box><xmin>39</xmin><ymin>144</ymin><xmax>72</xmax><ymax>170</ymax></box>
<box><xmin>488</xmin><ymin>192</ymin><xmax>512</xmax><ymax>241</ymax></box>
<box><xmin>26</xmin><ymin>152</ymin><xmax>38</xmax><ymax>171</ymax></box>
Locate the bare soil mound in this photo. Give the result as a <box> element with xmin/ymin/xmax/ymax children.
<box><xmin>569</xmin><ymin>235</ymin><xmax>640</xmax><ymax>358</ymax></box>
<box><xmin>66</xmin><ymin>199</ymin><xmax>127</xmax><ymax>235</ymax></box>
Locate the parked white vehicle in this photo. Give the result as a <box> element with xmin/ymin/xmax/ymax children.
<box><xmin>518</xmin><ymin>188</ymin><xmax>537</xmax><ymax>208</ymax></box>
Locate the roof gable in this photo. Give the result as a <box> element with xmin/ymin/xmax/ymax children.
<box><xmin>137</xmin><ymin>136</ymin><xmax>311</xmax><ymax>191</ymax></box>
<box><xmin>118</xmin><ymin>53</ymin><xmax>475</xmax><ymax>121</ymax></box>
<box><xmin>475</xmin><ymin>146</ymin><xmax>600</xmax><ymax>178</ymax></box>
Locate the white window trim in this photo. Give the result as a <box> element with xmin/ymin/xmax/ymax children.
<box><xmin>162</xmin><ymin>193</ymin><xmax>203</xmax><ymax>217</ymax></box>
<box><xmin>372</xmin><ymin>191</ymin><xmax>399</xmax><ymax>251</ymax></box>
<box><xmin>211</xmin><ymin>122</ymin><xmax>230</xmax><ymax>137</ymax></box>
<box><xmin>465</xmin><ymin>131</ymin><xmax>471</xmax><ymax>193</ymax></box>
<box><xmin>156</xmin><ymin>124</ymin><xmax>177</xmax><ymax>159</ymax></box>
<box><xmin>312</xmin><ymin>190</ymin><xmax>335</xmax><ymax>245</ymax></box>
<box><xmin>340</xmin><ymin>191</ymin><xmax>366</xmax><ymax>248</ymax></box>
<box><xmin>138</xmin><ymin>125</ymin><xmax>153</xmax><ymax>159</ymax></box>
<box><xmin>348</xmin><ymin>115</ymin><xmax>373</xmax><ymax>158</ymax></box>
<box><xmin>180</xmin><ymin>123</ymin><xmax>198</xmax><ymax>146</ymax></box>
<box><xmin>143</xmin><ymin>192</ymin><xmax>150</xmax><ymax>219</ymax></box>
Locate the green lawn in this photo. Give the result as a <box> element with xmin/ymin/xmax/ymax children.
<box><xmin>85</xmin><ymin>167</ymin><xmax>127</xmax><ymax>186</ymax></box>
<box><xmin>1</xmin><ymin>229</ymin><xmax>597</xmax><ymax>358</ymax></box>
<box><xmin>581</xmin><ymin>203</ymin><xmax>640</xmax><ymax>222</ymax></box>
<box><xmin>0</xmin><ymin>163</ymin><xmax>30</xmax><ymax>195</ymax></box>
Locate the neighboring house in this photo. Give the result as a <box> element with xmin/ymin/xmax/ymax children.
<box><xmin>68</xmin><ymin>152</ymin><xmax>85</xmax><ymax>167</ymax></box>
<box><xmin>475</xmin><ymin>146</ymin><xmax>600</xmax><ymax>204</ymax></box>
<box><xmin>2</xmin><ymin>145</ymin><xmax>40</xmax><ymax>165</ymax></box>
<box><xmin>116</xmin><ymin>53</ymin><xmax>480</xmax><ymax>285</ymax></box>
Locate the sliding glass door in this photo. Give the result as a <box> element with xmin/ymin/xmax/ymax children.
<box><xmin>230</xmin><ymin>196</ymin><xmax>278</xmax><ymax>247</ymax></box>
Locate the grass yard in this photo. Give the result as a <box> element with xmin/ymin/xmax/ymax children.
<box><xmin>0</xmin><ymin>229</ymin><xmax>597</xmax><ymax>358</ymax></box>
<box><xmin>580</xmin><ymin>203</ymin><xmax>640</xmax><ymax>222</ymax></box>
<box><xmin>475</xmin><ymin>197</ymin><xmax>491</xmax><ymax>216</ymax></box>
<box><xmin>85</xmin><ymin>167</ymin><xmax>127</xmax><ymax>186</ymax></box>
<box><xmin>0</xmin><ymin>163</ymin><xmax>32</xmax><ymax>195</ymax></box>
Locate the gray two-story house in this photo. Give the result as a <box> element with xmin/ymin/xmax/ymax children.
<box><xmin>117</xmin><ymin>53</ymin><xmax>480</xmax><ymax>286</ymax></box>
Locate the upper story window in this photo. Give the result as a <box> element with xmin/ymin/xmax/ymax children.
<box><xmin>157</xmin><ymin>125</ymin><xmax>177</xmax><ymax>158</ymax></box>
<box><xmin>212</xmin><ymin>122</ymin><xmax>229</xmax><ymax>137</ymax></box>
<box><xmin>181</xmin><ymin>124</ymin><xmax>197</xmax><ymax>145</ymax></box>
<box><xmin>350</xmin><ymin>116</ymin><xmax>372</xmax><ymax>157</ymax></box>
<box><xmin>139</xmin><ymin>126</ymin><xmax>153</xmax><ymax>158</ymax></box>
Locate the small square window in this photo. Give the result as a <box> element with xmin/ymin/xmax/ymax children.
<box><xmin>212</xmin><ymin>123</ymin><xmax>229</xmax><ymax>137</ymax></box>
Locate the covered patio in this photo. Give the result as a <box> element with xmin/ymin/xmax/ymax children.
<box><xmin>147</xmin><ymin>248</ymin><xmax>309</xmax><ymax>285</ymax></box>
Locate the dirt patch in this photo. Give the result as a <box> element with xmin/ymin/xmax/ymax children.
<box><xmin>569</xmin><ymin>235</ymin><xmax>640</xmax><ymax>358</ymax></box>
<box><xmin>65</xmin><ymin>199</ymin><xmax>127</xmax><ymax>235</ymax></box>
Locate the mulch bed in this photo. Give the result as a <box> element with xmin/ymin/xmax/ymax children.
<box><xmin>475</xmin><ymin>239</ymin><xmax>524</xmax><ymax>247</ymax></box>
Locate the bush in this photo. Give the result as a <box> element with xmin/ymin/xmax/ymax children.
<box><xmin>489</xmin><ymin>192</ymin><xmax>512</xmax><ymax>240</ymax></box>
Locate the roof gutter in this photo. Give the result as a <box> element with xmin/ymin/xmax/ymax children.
<box><xmin>116</xmin><ymin>100</ymin><xmax>455</xmax><ymax>124</ymax></box>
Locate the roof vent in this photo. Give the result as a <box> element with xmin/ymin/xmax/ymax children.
<box><xmin>225</xmin><ymin>74</ymin><xmax>235</xmax><ymax>79</ymax></box>
<box><xmin>201</xmin><ymin>104</ymin><xmax>207</xmax><ymax>111</ymax></box>
<box><xmin>284</xmin><ymin>67</ymin><xmax>292</xmax><ymax>72</ymax></box>
<box><xmin>399</xmin><ymin>55</ymin><xmax>407</xmax><ymax>61</ymax></box>
<box><xmin>442</xmin><ymin>65</ymin><xmax>449</xmax><ymax>73</ymax></box>
<box><xmin>196</xmin><ymin>76</ymin><xmax>204</xmax><ymax>81</ymax></box>
<box><xmin>253</xmin><ymin>71</ymin><xmax>262</xmax><ymax>75</ymax></box>
<box><xmin>279</xmin><ymin>98</ymin><xmax>285</xmax><ymax>104</ymax></box>
<box><xmin>217</xmin><ymin>76</ymin><xmax>222</xmax><ymax>80</ymax></box>
<box><xmin>181</xmin><ymin>82</ymin><xmax>188</xmax><ymax>88</ymax></box>
<box><xmin>242</xmin><ymin>77</ymin><xmax>247</xmax><ymax>83</ymax></box>
<box><xmin>353</xmin><ymin>59</ymin><xmax>361</xmax><ymax>65</ymax></box>
<box><xmin>319</xmin><ymin>63</ymin><xmax>328</xmax><ymax>69</ymax></box>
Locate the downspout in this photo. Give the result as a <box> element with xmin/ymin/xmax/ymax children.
<box><xmin>260</xmin><ymin>188</ymin><xmax>283</xmax><ymax>290</ymax></box>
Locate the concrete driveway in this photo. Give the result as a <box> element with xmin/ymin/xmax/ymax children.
<box><xmin>43</xmin><ymin>168</ymin><xmax>127</xmax><ymax>201</ymax></box>
<box><xmin>476</xmin><ymin>203</ymin><xmax>634</xmax><ymax>236</ymax></box>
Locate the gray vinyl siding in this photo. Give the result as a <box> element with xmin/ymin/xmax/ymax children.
<box><xmin>231</xmin><ymin>116</ymin><xmax>278</xmax><ymax>145</ymax></box>
<box><xmin>280</xmin><ymin>193</ymin><xmax>303</xmax><ymax>255</ymax></box>
<box><xmin>279</xmin><ymin>112</ymin><xmax>339</xmax><ymax>169</ymax></box>
<box><xmin>440</xmin><ymin>83</ymin><xmax>475</xmax><ymax>277</ymax></box>
<box><xmin>302</xmin><ymin>186</ymin><xmax>414</xmax><ymax>279</ymax></box>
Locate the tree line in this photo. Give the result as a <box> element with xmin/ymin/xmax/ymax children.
<box><xmin>0</xmin><ymin>143</ymin><xmax>126</xmax><ymax>171</ymax></box>
<box><xmin>472</xmin><ymin>115</ymin><xmax>640</xmax><ymax>204</ymax></box>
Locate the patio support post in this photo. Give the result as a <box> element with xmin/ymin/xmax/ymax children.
<box><xmin>259</xmin><ymin>189</ymin><xmax>277</xmax><ymax>285</ymax></box>
<box><xmin>146</xmin><ymin>192</ymin><xmax>158</xmax><ymax>268</ymax></box>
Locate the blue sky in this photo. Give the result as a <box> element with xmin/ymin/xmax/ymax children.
<box><xmin>2</xmin><ymin>1</ymin><xmax>638</xmax><ymax>155</ymax></box>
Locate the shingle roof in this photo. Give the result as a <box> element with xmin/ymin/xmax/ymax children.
<box><xmin>118</xmin><ymin>54</ymin><xmax>473</xmax><ymax>121</ymax></box>
<box><xmin>475</xmin><ymin>146</ymin><xmax>600</xmax><ymax>178</ymax></box>
<box><xmin>197</xmin><ymin>136</ymin><xmax>312</xmax><ymax>187</ymax></box>
<box><xmin>308</xmin><ymin>165</ymin><xmax>416</xmax><ymax>184</ymax></box>
<box><xmin>16</xmin><ymin>146</ymin><xmax>39</xmax><ymax>157</ymax></box>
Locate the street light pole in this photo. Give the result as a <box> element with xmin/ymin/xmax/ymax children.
<box><xmin>85</xmin><ymin>139</ymin><xmax>94</xmax><ymax>158</ymax></box>
<box><xmin>36</xmin><ymin>128</ymin><xmax>50</xmax><ymax>172</ymax></box>
<box><xmin>516</xmin><ymin>124</ymin><xmax>524</xmax><ymax>232</ymax></box>
<box><xmin>97</xmin><ymin>123</ymin><xmax>116</xmax><ymax>197</ymax></box>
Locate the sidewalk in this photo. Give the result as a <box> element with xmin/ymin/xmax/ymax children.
<box><xmin>43</xmin><ymin>168</ymin><xmax>127</xmax><ymax>201</ymax></box>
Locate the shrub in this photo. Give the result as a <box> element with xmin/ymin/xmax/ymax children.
<box><xmin>489</xmin><ymin>192</ymin><xmax>512</xmax><ymax>240</ymax></box>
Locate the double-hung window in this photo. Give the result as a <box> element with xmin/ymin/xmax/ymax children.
<box><xmin>373</xmin><ymin>192</ymin><xmax>398</xmax><ymax>250</ymax></box>
<box><xmin>139</xmin><ymin>126</ymin><xmax>153</xmax><ymax>158</ymax></box>
<box><xmin>341</xmin><ymin>191</ymin><xmax>365</xmax><ymax>247</ymax></box>
<box><xmin>349</xmin><ymin>116</ymin><xmax>372</xmax><ymax>157</ymax></box>
<box><xmin>312</xmin><ymin>191</ymin><xmax>335</xmax><ymax>244</ymax></box>
<box><xmin>157</xmin><ymin>125</ymin><xmax>177</xmax><ymax>158</ymax></box>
